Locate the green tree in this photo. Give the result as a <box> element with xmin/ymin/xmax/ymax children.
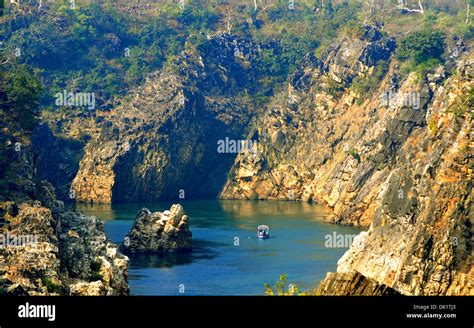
<box><xmin>396</xmin><ymin>29</ymin><xmax>445</xmax><ymax>76</ymax></box>
<box><xmin>1</xmin><ymin>64</ymin><xmax>43</xmax><ymax>130</ymax></box>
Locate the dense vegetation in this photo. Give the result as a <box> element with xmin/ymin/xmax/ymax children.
<box><xmin>1</xmin><ymin>2</ymin><xmax>219</xmax><ymax>110</ymax></box>
<box><xmin>1</xmin><ymin>63</ymin><xmax>42</xmax><ymax>130</ymax></box>
<box><xmin>396</xmin><ymin>29</ymin><xmax>446</xmax><ymax>77</ymax></box>
<box><xmin>0</xmin><ymin>0</ymin><xmax>472</xmax><ymax>116</ymax></box>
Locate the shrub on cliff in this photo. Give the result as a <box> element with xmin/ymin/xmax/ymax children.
<box><xmin>350</xmin><ymin>61</ymin><xmax>389</xmax><ymax>103</ymax></box>
<box><xmin>43</xmin><ymin>276</ymin><xmax>62</xmax><ymax>294</ymax></box>
<box><xmin>1</xmin><ymin>63</ymin><xmax>42</xmax><ymax>131</ymax></box>
<box><xmin>396</xmin><ymin>29</ymin><xmax>446</xmax><ymax>77</ymax></box>
<box><xmin>449</xmin><ymin>86</ymin><xmax>474</xmax><ymax>118</ymax></box>
<box><xmin>264</xmin><ymin>274</ymin><xmax>304</xmax><ymax>296</ymax></box>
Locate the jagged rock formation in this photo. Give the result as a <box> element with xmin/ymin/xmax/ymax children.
<box><xmin>221</xmin><ymin>26</ymin><xmax>401</xmax><ymax>227</ymax></box>
<box><xmin>59</xmin><ymin>209</ymin><xmax>129</xmax><ymax>295</ymax></box>
<box><xmin>213</xmin><ymin>26</ymin><xmax>473</xmax><ymax>295</ymax></box>
<box><xmin>0</xmin><ymin>117</ymin><xmax>129</xmax><ymax>295</ymax></box>
<box><xmin>315</xmin><ymin>271</ymin><xmax>400</xmax><ymax>296</ymax></box>
<box><xmin>0</xmin><ymin>187</ymin><xmax>129</xmax><ymax>296</ymax></box>
<box><xmin>120</xmin><ymin>204</ymin><xmax>191</xmax><ymax>253</ymax></box>
<box><xmin>8</xmin><ymin>19</ymin><xmax>469</xmax><ymax>296</ymax></box>
<box><xmin>220</xmin><ymin>26</ymin><xmax>467</xmax><ymax>229</ymax></box>
<box><xmin>315</xmin><ymin>58</ymin><xmax>473</xmax><ymax>295</ymax></box>
<box><xmin>71</xmin><ymin>33</ymin><xmax>261</xmax><ymax>203</ymax></box>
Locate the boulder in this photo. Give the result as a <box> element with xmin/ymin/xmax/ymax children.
<box><xmin>121</xmin><ymin>204</ymin><xmax>192</xmax><ymax>253</ymax></box>
<box><xmin>0</xmin><ymin>203</ymin><xmax>129</xmax><ymax>296</ymax></box>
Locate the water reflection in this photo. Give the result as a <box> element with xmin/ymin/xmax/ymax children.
<box><xmin>128</xmin><ymin>239</ymin><xmax>223</xmax><ymax>269</ymax></box>
<box><xmin>77</xmin><ymin>200</ymin><xmax>330</xmax><ymax>222</ymax></box>
<box><xmin>220</xmin><ymin>200</ymin><xmax>329</xmax><ymax>221</ymax></box>
<box><xmin>76</xmin><ymin>202</ymin><xmax>116</xmax><ymax>220</ymax></box>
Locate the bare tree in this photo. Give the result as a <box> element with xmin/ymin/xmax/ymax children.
<box><xmin>9</xmin><ymin>0</ymin><xmax>44</xmax><ymax>16</ymax></box>
<box><xmin>398</xmin><ymin>0</ymin><xmax>424</xmax><ymax>14</ymax></box>
<box><xmin>222</xmin><ymin>1</ymin><xmax>236</xmax><ymax>33</ymax></box>
<box><xmin>466</xmin><ymin>0</ymin><xmax>470</xmax><ymax>25</ymax></box>
<box><xmin>253</xmin><ymin>0</ymin><xmax>275</xmax><ymax>13</ymax></box>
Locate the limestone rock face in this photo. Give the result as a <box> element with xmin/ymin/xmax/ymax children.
<box><xmin>315</xmin><ymin>271</ymin><xmax>400</xmax><ymax>296</ymax></box>
<box><xmin>221</xmin><ymin>26</ymin><xmax>401</xmax><ymax>225</ymax></box>
<box><xmin>121</xmin><ymin>204</ymin><xmax>192</xmax><ymax>253</ymax></box>
<box><xmin>58</xmin><ymin>210</ymin><xmax>129</xmax><ymax>296</ymax></box>
<box><xmin>216</xmin><ymin>26</ymin><xmax>473</xmax><ymax>296</ymax></box>
<box><xmin>71</xmin><ymin>33</ymin><xmax>260</xmax><ymax>203</ymax></box>
<box><xmin>220</xmin><ymin>26</ymin><xmax>464</xmax><ymax>231</ymax></box>
<box><xmin>315</xmin><ymin>58</ymin><xmax>473</xmax><ymax>296</ymax></box>
<box><xmin>0</xmin><ymin>136</ymin><xmax>129</xmax><ymax>296</ymax></box>
<box><xmin>0</xmin><ymin>200</ymin><xmax>129</xmax><ymax>296</ymax></box>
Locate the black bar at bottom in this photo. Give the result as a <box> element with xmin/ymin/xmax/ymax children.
<box><xmin>0</xmin><ymin>296</ymin><xmax>472</xmax><ymax>327</ymax></box>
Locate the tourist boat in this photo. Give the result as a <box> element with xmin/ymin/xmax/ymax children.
<box><xmin>257</xmin><ymin>225</ymin><xmax>270</xmax><ymax>239</ymax></box>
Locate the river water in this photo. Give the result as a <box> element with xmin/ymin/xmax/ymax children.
<box><xmin>78</xmin><ymin>200</ymin><xmax>363</xmax><ymax>295</ymax></box>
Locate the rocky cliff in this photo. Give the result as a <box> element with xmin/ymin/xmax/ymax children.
<box><xmin>17</xmin><ymin>23</ymin><xmax>471</xmax><ymax>296</ymax></box>
<box><xmin>316</xmin><ymin>57</ymin><xmax>473</xmax><ymax>296</ymax></box>
<box><xmin>71</xmin><ymin>33</ymin><xmax>260</xmax><ymax>203</ymax></box>
<box><xmin>220</xmin><ymin>27</ymin><xmax>469</xmax><ymax>229</ymax></box>
<box><xmin>215</xmin><ymin>27</ymin><xmax>473</xmax><ymax>295</ymax></box>
<box><xmin>221</xmin><ymin>26</ymin><xmax>400</xmax><ymax>227</ymax></box>
<box><xmin>0</xmin><ymin>115</ymin><xmax>129</xmax><ymax>295</ymax></box>
<box><xmin>0</xmin><ymin>195</ymin><xmax>129</xmax><ymax>296</ymax></box>
<box><xmin>3</xmin><ymin>1</ymin><xmax>472</xmax><ymax>298</ymax></box>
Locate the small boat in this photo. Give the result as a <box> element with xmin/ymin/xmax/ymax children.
<box><xmin>257</xmin><ymin>225</ymin><xmax>270</xmax><ymax>239</ymax></box>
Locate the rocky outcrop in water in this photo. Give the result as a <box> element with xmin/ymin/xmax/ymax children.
<box><xmin>120</xmin><ymin>204</ymin><xmax>192</xmax><ymax>253</ymax></box>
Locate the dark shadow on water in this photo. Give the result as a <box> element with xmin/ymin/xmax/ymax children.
<box><xmin>128</xmin><ymin>239</ymin><xmax>222</xmax><ymax>269</ymax></box>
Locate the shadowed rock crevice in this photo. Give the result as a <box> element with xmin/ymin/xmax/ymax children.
<box><xmin>71</xmin><ymin>33</ymin><xmax>259</xmax><ymax>203</ymax></box>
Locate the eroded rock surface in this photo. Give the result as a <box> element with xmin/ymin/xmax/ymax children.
<box><xmin>315</xmin><ymin>58</ymin><xmax>473</xmax><ymax>295</ymax></box>
<box><xmin>120</xmin><ymin>204</ymin><xmax>192</xmax><ymax>253</ymax></box>
<box><xmin>0</xmin><ymin>193</ymin><xmax>129</xmax><ymax>296</ymax></box>
<box><xmin>71</xmin><ymin>33</ymin><xmax>259</xmax><ymax>203</ymax></box>
<box><xmin>0</xmin><ymin>116</ymin><xmax>129</xmax><ymax>295</ymax></box>
<box><xmin>215</xmin><ymin>26</ymin><xmax>472</xmax><ymax>296</ymax></box>
<box><xmin>220</xmin><ymin>27</ymin><xmax>409</xmax><ymax>226</ymax></box>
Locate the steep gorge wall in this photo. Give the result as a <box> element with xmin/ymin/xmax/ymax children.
<box><xmin>71</xmin><ymin>34</ymin><xmax>259</xmax><ymax>203</ymax></box>
<box><xmin>217</xmin><ymin>29</ymin><xmax>473</xmax><ymax>295</ymax></box>
<box><xmin>33</xmin><ymin>26</ymin><xmax>472</xmax><ymax>296</ymax></box>
<box><xmin>0</xmin><ymin>119</ymin><xmax>129</xmax><ymax>295</ymax></box>
<box><xmin>220</xmin><ymin>28</ymin><xmax>468</xmax><ymax>229</ymax></box>
<box><xmin>317</xmin><ymin>57</ymin><xmax>473</xmax><ymax>295</ymax></box>
<box><xmin>221</xmin><ymin>28</ymin><xmax>400</xmax><ymax>226</ymax></box>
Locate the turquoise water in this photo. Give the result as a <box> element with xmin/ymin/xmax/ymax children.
<box><xmin>78</xmin><ymin>200</ymin><xmax>364</xmax><ymax>296</ymax></box>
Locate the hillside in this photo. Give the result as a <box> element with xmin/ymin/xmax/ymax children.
<box><xmin>0</xmin><ymin>0</ymin><xmax>472</xmax><ymax>296</ymax></box>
